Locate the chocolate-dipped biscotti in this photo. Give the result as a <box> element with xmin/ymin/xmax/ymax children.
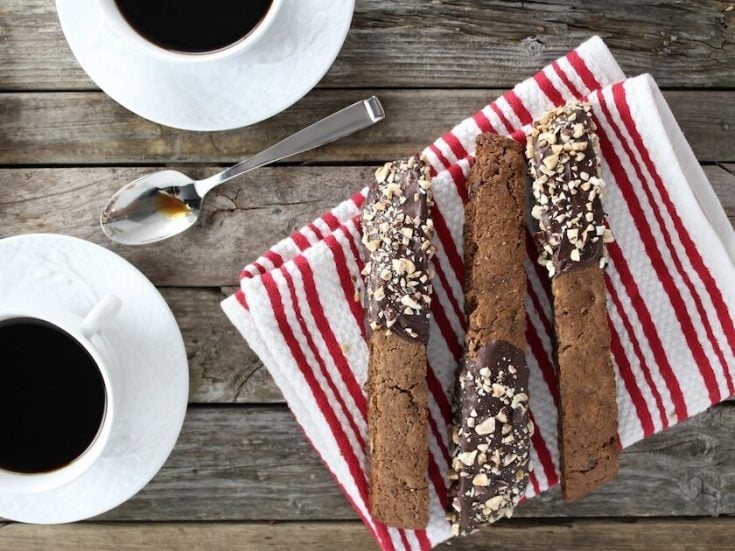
<box><xmin>527</xmin><ymin>101</ymin><xmax>619</xmax><ymax>501</ymax></box>
<box><xmin>361</xmin><ymin>154</ymin><xmax>435</xmax><ymax>529</ymax></box>
<box><xmin>448</xmin><ymin>134</ymin><xmax>533</xmax><ymax>536</ymax></box>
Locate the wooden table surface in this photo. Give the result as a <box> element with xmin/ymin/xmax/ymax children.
<box><xmin>1</xmin><ymin>1</ymin><xmax>735</xmax><ymax>549</ymax></box>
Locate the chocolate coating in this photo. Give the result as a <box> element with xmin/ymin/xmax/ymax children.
<box><xmin>361</xmin><ymin>155</ymin><xmax>435</xmax><ymax>344</ymax></box>
<box><xmin>448</xmin><ymin>340</ymin><xmax>532</xmax><ymax>536</ymax></box>
<box><xmin>527</xmin><ymin>102</ymin><xmax>612</xmax><ymax>277</ymax></box>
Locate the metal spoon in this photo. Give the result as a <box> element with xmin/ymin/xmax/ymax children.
<box><xmin>101</xmin><ymin>97</ymin><xmax>385</xmax><ymax>245</ymax></box>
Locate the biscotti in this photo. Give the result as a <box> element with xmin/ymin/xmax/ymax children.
<box><xmin>527</xmin><ymin>101</ymin><xmax>619</xmax><ymax>501</ymax></box>
<box><xmin>361</xmin><ymin>154</ymin><xmax>435</xmax><ymax>529</ymax></box>
<box><xmin>448</xmin><ymin>134</ymin><xmax>533</xmax><ymax>536</ymax></box>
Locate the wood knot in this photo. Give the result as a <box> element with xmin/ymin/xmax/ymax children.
<box><xmin>522</xmin><ymin>36</ymin><xmax>546</xmax><ymax>57</ymax></box>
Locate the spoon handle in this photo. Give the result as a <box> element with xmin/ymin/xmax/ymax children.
<box><xmin>195</xmin><ymin>97</ymin><xmax>385</xmax><ymax>197</ymax></box>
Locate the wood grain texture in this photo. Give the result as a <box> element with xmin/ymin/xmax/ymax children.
<box><xmin>1</xmin><ymin>0</ymin><xmax>734</xmax><ymax>90</ymax></box>
<box><xmin>4</xmin><ymin>518</ymin><xmax>735</xmax><ymax>551</ymax></box>
<box><xmin>161</xmin><ymin>288</ymin><xmax>280</xmax><ymax>404</ymax></box>
<box><xmin>0</xmin><ymin>90</ymin><xmax>732</xmax><ymax>165</ymax></box>
<box><xmin>1</xmin><ymin>165</ymin><xmax>732</xmax><ymax>289</ymax></box>
<box><xmin>37</xmin><ymin>404</ymin><xmax>732</xmax><ymax>521</ymax></box>
<box><xmin>713</xmin><ymin>163</ymin><xmax>735</xmax><ymax>218</ymax></box>
<box><xmin>0</xmin><ymin>166</ymin><xmax>370</xmax><ymax>286</ymax></box>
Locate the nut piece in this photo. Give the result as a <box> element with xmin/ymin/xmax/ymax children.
<box><xmin>458</xmin><ymin>450</ymin><xmax>478</xmax><ymax>466</ymax></box>
<box><xmin>543</xmin><ymin>155</ymin><xmax>559</xmax><ymax>170</ymax></box>
<box><xmin>473</xmin><ymin>473</ymin><xmax>489</xmax><ymax>486</ymax></box>
<box><xmin>474</xmin><ymin>417</ymin><xmax>496</xmax><ymax>435</ymax></box>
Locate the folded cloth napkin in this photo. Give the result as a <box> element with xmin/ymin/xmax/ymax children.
<box><xmin>222</xmin><ymin>36</ymin><xmax>735</xmax><ymax>550</ymax></box>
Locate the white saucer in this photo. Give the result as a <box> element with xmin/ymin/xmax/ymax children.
<box><xmin>56</xmin><ymin>0</ymin><xmax>355</xmax><ymax>131</ymax></box>
<box><xmin>0</xmin><ymin>234</ymin><xmax>188</xmax><ymax>524</ymax></box>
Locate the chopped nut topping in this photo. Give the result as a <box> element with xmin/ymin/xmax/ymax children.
<box><xmin>485</xmin><ymin>495</ymin><xmax>505</xmax><ymax>511</ymax></box>
<box><xmin>527</xmin><ymin>101</ymin><xmax>613</xmax><ymax>277</ymax></box>
<box><xmin>447</xmin><ymin>340</ymin><xmax>534</xmax><ymax>533</ymax></box>
<box><xmin>361</xmin><ymin>154</ymin><xmax>435</xmax><ymax>343</ymax></box>
<box><xmin>400</xmin><ymin>295</ymin><xmax>421</xmax><ymax>310</ymax></box>
<box><xmin>374</xmin><ymin>163</ymin><xmax>391</xmax><ymax>183</ymax></box>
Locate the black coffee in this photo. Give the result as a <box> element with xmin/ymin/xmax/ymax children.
<box><xmin>114</xmin><ymin>0</ymin><xmax>274</xmax><ymax>53</ymax></box>
<box><xmin>0</xmin><ymin>319</ymin><xmax>106</xmax><ymax>473</ymax></box>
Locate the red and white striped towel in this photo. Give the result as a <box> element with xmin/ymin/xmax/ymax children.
<box><xmin>221</xmin><ymin>36</ymin><xmax>735</xmax><ymax>550</ymax></box>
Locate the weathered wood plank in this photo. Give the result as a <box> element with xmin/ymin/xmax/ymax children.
<box><xmin>1</xmin><ymin>165</ymin><xmax>732</xmax><ymax>289</ymax></box>
<box><xmin>0</xmin><ymin>90</ymin><xmax>732</xmax><ymax>164</ymax></box>
<box><xmin>4</xmin><ymin>518</ymin><xmax>735</xmax><ymax>551</ymax></box>
<box><xmin>713</xmin><ymin>163</ymin><xmax>735</xmax><ymax>218</ymax></box>
<box><xmin>98</xmin><ymin>407</ymin><xmax>352</xmax><ymax>521</ymax></box>
<box><xmin>0</xmin><ymin>166</ymin><xmax>371</xmax><ymax>287</ymax></box>
<box><xmin>1</xmin><ymin>0</ymin><xmax>734</xmax><ymax>90</ymax></box>
<box><xmin>48</xmin><ymin>403</ymin><xmax>735</xmax><ymax>521</ymax></box>
<box><xmin>161</xmin><ymin>288</ymin><xmax>280</xmax><ymax>404</ymax></box>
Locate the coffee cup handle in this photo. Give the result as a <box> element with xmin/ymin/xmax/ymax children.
<box><xmin>81</xmin><ymin>295</ymin><xmax>123</xmax><ymax>338</ymax></box>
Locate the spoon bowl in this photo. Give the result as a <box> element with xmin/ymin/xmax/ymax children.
<box><xmin>101</xmin><ymin>170</ymin><xmax>202</xmax><ymax>245</ymax></box>
<box><xmin>101</xmin><ymin>97</ymin><xmax>385</xmax><ymax>246</ymax></box>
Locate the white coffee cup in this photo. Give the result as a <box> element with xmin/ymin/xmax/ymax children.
<box><xmin>95</xmin><ymin>0</ymin><xmax>284</xmax><ymax>63</ymax></box>
<box><xmin>0</xmin><ymin>295</ymin><xmax>123</xmax><ymax>494</ymax></box>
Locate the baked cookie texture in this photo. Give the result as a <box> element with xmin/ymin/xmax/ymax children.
<box><xmin>528</xmin><ymin>101</ymin><xmax>620</xmax><ymax>502</ymax></box>
<box><xmin>448</xmin><ymin>134</ymin><xmax>532</xmax><ymax>536</ymax></box>
<box><xmin>362</xmin><ymin>154</ymin><xmax>435</xmax><ymax>529</ymax></box>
